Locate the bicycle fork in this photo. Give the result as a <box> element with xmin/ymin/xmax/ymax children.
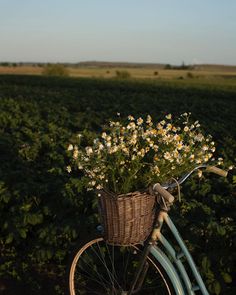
<box><xmin>127</xmin><ymin>244</ymin><xmax>153</xmax><ymax>295</ymax></box>
<box><xmin>127</xmin><ymin>210</ymin><xmax>166</xmax><ymax>295</ymax></box>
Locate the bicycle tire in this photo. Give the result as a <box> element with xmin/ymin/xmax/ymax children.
<box><xmin>68</xmin><ymin>236</ymin><xmax>176</xmax><ymax>295</ymax></box>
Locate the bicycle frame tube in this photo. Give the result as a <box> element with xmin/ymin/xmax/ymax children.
<box><xmin>159</xmin><ymin>234</ymin><xmax>195</xmax><ymax>295</ymax></box>
<box><xmin>152</xmin><ymin>211</ymin><xmax>209</xmax><ymax>295</ymax></box>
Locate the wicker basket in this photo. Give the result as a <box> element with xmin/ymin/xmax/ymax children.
<box><xmin>98</xmin><ymin>190</ymin><xmax>156</xmax><ymax>245</ymax></box>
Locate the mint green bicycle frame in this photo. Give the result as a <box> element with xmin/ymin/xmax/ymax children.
<box><xmin>148</xmin><ymin>210</ymin><xmax>209</xmax><ymax>295</ymax></box>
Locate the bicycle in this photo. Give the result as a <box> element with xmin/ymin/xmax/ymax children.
<box><xmin>68</xmin><ymin>165</ymin><xmax>227</xmax><ymax>294</ymax></box>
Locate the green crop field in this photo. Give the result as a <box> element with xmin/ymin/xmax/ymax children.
<box><xmin>0</xmin><ymin>75</ymin><xmax>235</xmax><ymax>294</ymax></box>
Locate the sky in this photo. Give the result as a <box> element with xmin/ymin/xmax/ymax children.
<box><xmin>0</xmin><ymin>0</ymin><xmax>236</xmax><ymax>65</ymax></box>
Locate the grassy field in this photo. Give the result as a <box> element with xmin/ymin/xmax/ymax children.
<box><xmin>0</xmin><ymin>63</ymin><xmax>236</xmax><ymax>84</ymax></box>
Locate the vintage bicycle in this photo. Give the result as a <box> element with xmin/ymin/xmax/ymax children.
<box><xmin>68</xmin><ymin>165</ymin><xmax>227</xmax><ymax>294</ymax></box>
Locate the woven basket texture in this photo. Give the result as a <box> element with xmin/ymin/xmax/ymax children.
<box><xmin>98</xmin><ymin>190</ymin><xmax>156</xmax><ymax>245</ymax></box>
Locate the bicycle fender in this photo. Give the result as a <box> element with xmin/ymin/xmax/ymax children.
<box><xmin>150</xmin><ymin>245</ymin><xmax>186</xmax><ymax>294</ymax></box>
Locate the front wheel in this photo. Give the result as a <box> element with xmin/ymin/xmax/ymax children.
<box><xmin>68</xmin><ymin>236</ymin><xmax>175</xmax><ymax>295</ymax></box>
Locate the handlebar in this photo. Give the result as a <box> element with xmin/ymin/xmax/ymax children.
<box><xmin>205</xmin><ymin>166</ymin><xmax>228</xmax><ymax>177</ymax></box>
<box><xmin>153</xmin><ymin>165</ymin><xmax>228</xmax><ymax>204</ymax></box>
<box><xmin>152</xmin><ymin>183</ymin><xmax>175</xmax><ymax>203</ymax></box>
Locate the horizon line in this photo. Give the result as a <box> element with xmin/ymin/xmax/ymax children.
<box><xmin>0</xmin><ymin>60</ymin><xmax>236</xmax><ymax>67</ymax></box>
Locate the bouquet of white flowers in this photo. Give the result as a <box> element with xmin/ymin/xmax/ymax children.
<box><xmin>67</xmin><ymin>113</ymin><xmax>220</xmax><ymax>195</ymax></box>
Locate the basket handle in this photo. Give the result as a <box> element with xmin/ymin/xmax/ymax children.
<box><xmin>152</xmin><ymin>183</ymin><xmax>175</xmax><ymax>204</ymax></box>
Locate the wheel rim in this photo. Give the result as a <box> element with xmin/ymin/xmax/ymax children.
<box><xmin>69</xmin><ymin>237</ymin><xmax>173</xmax><ymax>295</ymax></box>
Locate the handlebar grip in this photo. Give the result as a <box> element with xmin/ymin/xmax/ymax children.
<box><xmin>206</xmin><ymin>166</ymin><xmax>228</xmax><ymax>177</ymax></box>
<box><xmin>153</xmin><ymin>183</ymin><xmax>175</xmax><ymax>203</ymax></box>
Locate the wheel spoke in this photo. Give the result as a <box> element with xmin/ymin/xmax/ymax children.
<box><xmin>69</xmin><ymin>237</ymin><xmax>174</xmax><ymax>295</ymax></box>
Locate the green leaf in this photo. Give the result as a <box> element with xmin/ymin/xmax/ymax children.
<box><xmin>202</xmin><ymin>256</ymin><xmax>211</xmax><ymax>271</ymax></box>
<box><xmin>6</xmin><ymin>233</ymin><xmax>13</xmax><ymax>244</ymax></box>
<box><xmin>233</xmin><ymin>175</ymin><xmax>236</xmax><ymax>185</ymax></box>
<box><xmin>222</xmin><ymin>272</ymin><xmax>232</xmax><ymax>283</ymax></box>
<box><xmin>26</xmin><ymin>213</ymin><xmax>43</xmax><ymax>225</ymax></box>
<box><xmin>39</xmin><ymin>229</ymin><xmax>47</xmax><ymax>239</ymax></box>
<box><xmin>213</xmin><ymin>281</ymin><xmax>221</xmax><ymax>295</ymax></box>
<box><xmin>20</xmin><ymin>203</ymin><xmax>32</xmax><ymax>212</ymax></box>
<box><xmin>216</xmin><ymin>225</ymin><xmax>226</xmax><ymax>236</ymax></box>
<box><xmin>18</xmin><ymin>228</ymin><xmax>27</xmax><ymax>239</ymax></box>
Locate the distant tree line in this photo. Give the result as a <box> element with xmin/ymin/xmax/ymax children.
<box><xmin>0</xmin><ymin>62</ymin><xmax>45</xmax><ymax>67</ymax></box>
<box><xmin>165</xmin><ymin>62</ymin><xmax>195</xmax><ymax>70</ymax></box>
<box><xmin>0</xmin><ymin>62</ymin><xmax>18</xmax><ymax>67</ymax></box>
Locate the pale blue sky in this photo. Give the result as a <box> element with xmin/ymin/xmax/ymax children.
<box><xmin>0</xmin><ymin>0</ymin><xmax>236</xmax><ymax>65</ymax></box>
